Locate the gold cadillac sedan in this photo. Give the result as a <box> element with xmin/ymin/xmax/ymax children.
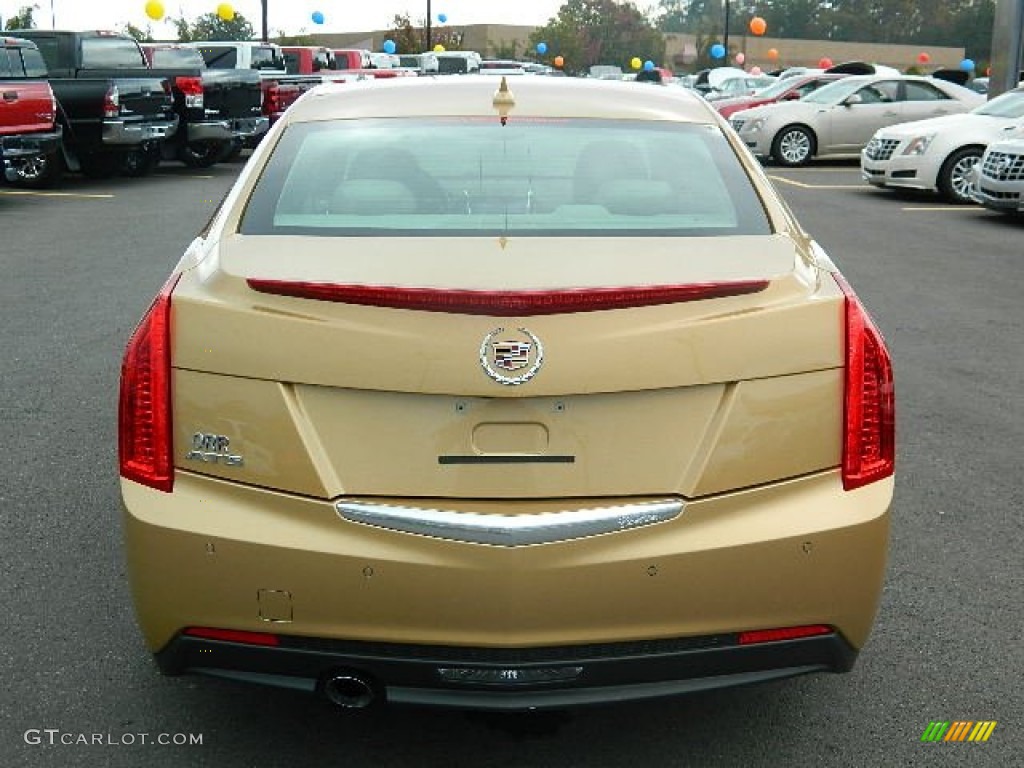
<box><xmin>119</xmin><ymin>75</ymin><xmax>894</xmax><ymax>711</ymax></box>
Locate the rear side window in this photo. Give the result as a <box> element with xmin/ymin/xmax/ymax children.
<box><xmin>241</xmin><ymin>118</ymin><xmax>770</xmax><ymax>237</ymax></box>
<box><xmin>904</xmin><ymin>81</ymin><xmax>952</xmax><ymax>101</ymax></box>
<box><xmin>81</xmin><ymin>38</ymin><xmax>146</xmax><ymax>68</ymax></box>
<box><xmin>0</xmin><ymin>49</ymin><xmax>14</xmax><ymax>77</ymax></box>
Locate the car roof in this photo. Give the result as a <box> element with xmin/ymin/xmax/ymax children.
<box><xmin>293</xmin><ymin>76</ymin><xmax>718</xmax><ymax>124</ymax></box>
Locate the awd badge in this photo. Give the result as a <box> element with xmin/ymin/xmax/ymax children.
<box><xmin>479</xmin><ymin>327</ymin><xmax>544</xmax><ymax>386</ymax></box>
<box><xmin>185</xmin><ymin>432</ymin><xmax>244</xmax><ymax>467</ymax></box>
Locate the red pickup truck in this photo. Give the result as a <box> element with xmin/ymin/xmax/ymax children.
<box><xmin>0</xmin><ymin>36</ymin><xmax>64</xmax><ymax>187</ymax></box>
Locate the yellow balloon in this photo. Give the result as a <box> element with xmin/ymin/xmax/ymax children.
<box><xmin>216</xmin><ymin>3</ymin><xmax>235</xmax><ymax>21</ymax></box>
<box><xmin>630</xmin><ymin>57</ymin><xmax>641</xmax><ymax>70</ymax></box>
<box><xmin>433</xmin><ymin>44</ymin><xmax>445</xmax><ymax>53</ymax></box>
<box><xmin>144</xmin><ymin>0</ymin><xmax>164</xmax><ymax>20</ymax></box>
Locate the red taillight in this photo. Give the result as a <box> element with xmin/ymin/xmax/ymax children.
<box><xmin>174</xmin><ymin>75</ymin><xmax>204</xmax><ymax>109</ymax></box>
<box><xmin>244</xmin><ymin>280</ymin><xmax>770</xmax><ymax>316</ymax></box>
<box><xmin>836</xmin><ymin>273</ymin><xmax>895</xmax><ymax>491</ymax></box>
<box><xmin>118</xmin><ymin>274</ymin><xmax>180</xmax><ymax>493</ymax></box>
<box><xmin>103</xmin><ymin>84</ymin><xmax>119</xmax><ymax>118</ymax></box>
<box><xmin>263</xmin><ymin>82</ymin><xmax>280</xmax><ymax>115</ymax></box>
<box><xmin>738</xmin><ymin>625</ymin><xmax>832</xmax><ymax>645</ymax></box>
<box><xmin>183</xmin><ymin>627</ymin><xmax>280</xmax><ymax>646</ymax></box>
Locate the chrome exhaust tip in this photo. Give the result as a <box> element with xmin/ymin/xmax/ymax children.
<box><xmin>323</xmin><ymin>673</ymin><xmax>376</xmax><ymax>709</ymax></box>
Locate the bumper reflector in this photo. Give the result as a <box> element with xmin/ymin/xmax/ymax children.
<box><xmin>738</xmin><ymin>625</ymin><xmax>832</xmax><ymax>645</ymax></box>
<box><xmin>183</xmin><ymin>627</ymin><xmax>280</xmax><ymax>646</ymax></box>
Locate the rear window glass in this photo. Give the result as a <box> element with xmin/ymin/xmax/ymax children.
<box><xmin>150</xmin><ymin>47</ymin><xmax>204</xmax><ymax>68</ymax></box>
<box><xmin>21</xmin><ymin>48</ymin><xmax>47</xmax><ymax>77</ymax></box>
<box><xmin>240</xmin><ymin>118</ymin><xmax>770</xmax><ymax>237</ymax></box>
<box><xmin>81</xmin><ymin>38</ymin><xmax>146</xmax><ymax>68</ymax></box>
<box><xmin>250</xmin><ymin>46</ymin><xmax>284</xmax><ymax>70</ymax></box>
<box><xmin>196</xmin><ymin>46</ymin><xmax>236</xmax><ymax>68</ymax></box>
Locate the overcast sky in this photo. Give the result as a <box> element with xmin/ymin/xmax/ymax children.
<box><xmin>2</xmin><ymin>0</ymin><xmax>570</xmax><ymax>36</ymax></box>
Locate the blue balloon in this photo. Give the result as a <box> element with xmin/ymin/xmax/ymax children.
<box><xmin>536</xmin><ymin>42</ymin><xmax>548</xmax><ymax>55</ymax></box>
<box><xmin>311</xmin><ymin>11</ymin><xmax>324</xmax><ymax>24</ymax></box>
<box><xmin>959</xmin><ymin>58</ymin><xmax>975</xmax><ymax>72</ymax></box>
<box><xmin>383</xmin><ymin>39</ymin><xmax>396</xmax><ymax>55</ymax></box>
<box><xmin>710</xmin><ymin>43</ymin><xmax>726</xmax><ymax>59</ymax></box>
<box><xmin>643</xmin><ymin>60</ymin><xmax>654</xmax><ymax>71</ymax></box>
<box><xmin>438</xmin><ymin>13</ymin><xmax>447</xmax><ymax>23</ymax></box>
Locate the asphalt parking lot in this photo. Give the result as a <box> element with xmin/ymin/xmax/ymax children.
<box><xmin>1</xmin><ymin>159</ymin><xmax>1021</xmax><ymax>767</ymax></box>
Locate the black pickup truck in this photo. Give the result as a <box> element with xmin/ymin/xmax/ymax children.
<box><xmin>141</xmin><ymin>44</ymin><xmax>267</xmax><ymax>167</ymax></box>
<box><xmin>12</xmin><ymin>30</ymin><xmax>178</xmax><ymax>177</ymax></box>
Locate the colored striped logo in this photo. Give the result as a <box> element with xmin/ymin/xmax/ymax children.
<box><xmin>921</xmin><ymin>721</ymin><xmax>997</xmax><ymax>742</ymax></box>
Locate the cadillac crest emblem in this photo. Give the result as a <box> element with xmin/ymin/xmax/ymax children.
<box><xmin>479</xmin><ymin>327</ymin><xmax>544</xmax><ymax>385</ymax></box>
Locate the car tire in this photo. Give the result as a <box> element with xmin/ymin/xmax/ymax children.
<box><xmin>78</xmin><ymin>152</ymin><xmax>119</xmax><ymax>179</ymax></box>
<box><xmin>937</xmin><ymin>146</ymin><xmax>983</xmax><ymax>204</ymax></box>
<box><xmin>119</xmin><ymin>147</ymin><xmax>161</xmax><ymax>178</ymax></box>
<box><xmin>7</xmin><ymin>150</ymin><xmax>64</xmax><ymax>189</ymax></box>
<box><xmin>771</xmin><ymin>126</ymin><xmax>816</xmax><ymax>167</ymax></box>
<box><xmin>177</xmin><ymin>141</ymin><xmax>227</xmax><ymax>168</ymax></box>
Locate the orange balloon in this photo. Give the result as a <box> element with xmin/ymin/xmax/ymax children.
<box><xmin>554</xmin><ymin>55</ymin><xmax>564</xmax><ymax>68</ymax></box>
<box><xmin>818</xmin><ymin>57</ymin><xmax>833</xmax><ymax>69</ymax></box>
<box><xmin>749</xmin><ymin>16</ymin><xmax>767</xmax><ymax>36</ymax></box>
<box><xmin>767</xmin><ymin>48</ymin><xmax>779</xmax><ymax>60</ymax></box>
<box><xmin>917</xmin><ymin>52</ymin><xmax>930</xmax><ymax>64</ymax></box>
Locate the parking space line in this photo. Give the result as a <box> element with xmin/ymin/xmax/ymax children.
<box><xmin>900</xmin><ymin>206</ymin><xmax>979</xmax><ymax>212</ymax></box>
<box><xmin>768</xmin><ymin>176</ymin><xmax>864</xmax><ymax>190</ymax></box>
<box><xmin>0</xmin><ymin>189</ymin><xmax>114</xmax><ymax>199</ymax></box>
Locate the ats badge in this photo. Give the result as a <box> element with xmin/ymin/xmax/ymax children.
<box><xmin>479</xmin><ymin>327</ymin><xmax>545</xmax><ymax>386</ymax></box>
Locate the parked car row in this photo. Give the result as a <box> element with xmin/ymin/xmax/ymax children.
<box><xmin>0</xmin><ymin>32</ymin><xmax>280</xmax><ymax>188</ymax></box>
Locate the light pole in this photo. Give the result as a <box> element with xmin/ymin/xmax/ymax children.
<box><xmin>261</xmin><ymin>0</ymin><xmax>268</xmax><ymax>42</ymax></box>
<box><xmin>723</xmin><ymin>0</ymin><xmax>731</xmax><ymax>56</ymax></box>
<box><xmin>426</xmin><ymin>0</ymin><xmax>432</xmax><ymax>51</ymax></box>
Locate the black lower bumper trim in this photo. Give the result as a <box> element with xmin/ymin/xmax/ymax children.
<box><xmin>155</xmin><ymin>630</ymin><xmax>857</xmax><ymax>711</ymax></box>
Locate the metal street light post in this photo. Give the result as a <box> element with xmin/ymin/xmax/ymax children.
<box><xmin>723</xmin><ymin>0</ymin><xmax>731</xmax><ymax>56</ymax></box>
<box><xmin>261</xmin><ymin>0</ymin><xmax>268</xmax><ymax>42</ymax></box>
<box><xmin>426</xmin><ymin>0</ymin><xmax>432</xmax><ymax>51</ymax></box>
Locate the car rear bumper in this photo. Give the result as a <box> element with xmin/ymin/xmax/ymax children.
<box><xmin>123</xmin><ymin>469</ymin><xmax>891</xmax><ymax>708</ymax></box>
<box><xmin>0</xmin><ymin>127</ymin><xmax>62</xmax><ymax>160</ymax></box>
<box><xmin>102</xmin><ymin>117</ymin><xmax>179</xmax><ymax>145</ymax></box>
<box><xmin>187</xmin><ymin>116</ymin><xmax>269</xmax><ymax>143</ymax></box>
<box><xmin>155</xmin><ymin>627</ymin><xmax>857</xmax><ymax>710</ymax></box>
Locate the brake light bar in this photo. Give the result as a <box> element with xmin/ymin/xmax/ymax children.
<box><xmin>245</xmin><ymin>280</ymin><xmax>770</xmax><ymax>316</ymax></box>
<box><xmin>738</xmin><ymin>625</ymin><xmax>832</xmax><ymax>645</ymax></box>
<box><xmin>835</xmin><ymin>273</ymin><xmax>895</xmax><ymax>491</ymax></box>
<box><xmin>183</xmin><ymin>627</ymin><xmax>280</xmax><ymax>646</ymax></box>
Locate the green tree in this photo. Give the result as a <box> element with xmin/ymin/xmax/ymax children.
<box><xmin>172</xmin><ymin>11</ymin><xmax>255</xmax><ymax>42</ymax></box>
<box><xmin>120</xmin><ymin>22</ymin><xmax>154</xmax><ymax>42</ymax></box>
<box><xmin>4</xmin><ymin>3</ymin><xmax>38</xmax><ymax>30</ymax></box>
<box><xmin>490</xmin><ymin>39</ymin><xmax>521</xmax><ymax>59</ymax></box>
<box><xmin>529</xmin><ymin>0</ymin><xmax>666</xmax><ymax>75</ymax></box>
<box><xmin>386</xmin><ymin>12</ymin><xmax>465</xmax><ymax>53</ymax></box>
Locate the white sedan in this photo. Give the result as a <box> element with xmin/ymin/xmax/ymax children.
<box><xmin>971</xmin><ymin>137</ymin><xmax>1024</xmax><ymax>214</ymax></box>
<box><xmin>861</xmin><ymin>87</ymin><xmax>1024</xmax><ymax>203</ymax></box>
<box><xmin>730</xmin><ymin>74</ymin><xmax>984</xmax><ymax>166</ymax></box>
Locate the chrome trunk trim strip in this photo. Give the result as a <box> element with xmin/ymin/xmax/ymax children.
<box><xmin>336</xmin><ymin>499</ymin><xmax>684</xmax><ymax>546</ymax></box>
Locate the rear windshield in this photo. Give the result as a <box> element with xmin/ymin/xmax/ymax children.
<box><xmin>81</xmin><ymin>37</ymin><xmax>146</xmax><ymax>68</ymax></box>
<box><xmin>149</xmin><ymin>47</ymin><xmax>204</xmax><ymax>68</ymax></box>
<box><xmin>240</xmin><ymin>118</ymin><xmax>770</xmax><ymax>237</ymax></box>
